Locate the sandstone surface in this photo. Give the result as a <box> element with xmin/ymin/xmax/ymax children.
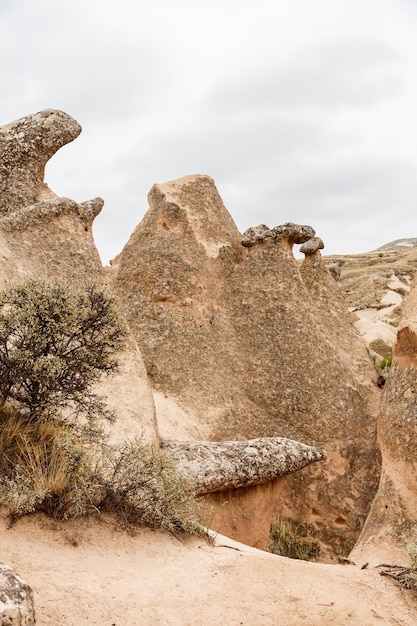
<box><xmin>326</xmin><ymin>247</ymin><xmax>415</xmax><ymax>362</ymax></box>
<box><xmin>112</xmin><ymin>174</ymin><xmax>380</xmax><ymax>557</ymax></box>
<box><xmin>2</xmin><ymin>512</ymin><xmax>417</xmax><ymax>626</ymax></box>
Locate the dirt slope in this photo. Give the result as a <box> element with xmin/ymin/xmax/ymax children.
<box><xmin>1</xmin><ymin>512</ymin><xmax>416</xmax><ymax>626</ymax></box>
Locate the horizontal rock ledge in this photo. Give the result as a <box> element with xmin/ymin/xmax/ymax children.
<box><xmin>161</xmin><ymin>437</ymin><xmax>326</xmax><ymax>493</ymax></box>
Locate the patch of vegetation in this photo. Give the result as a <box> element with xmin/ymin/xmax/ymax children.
<box><xmin>0</xmin><ymin>278</ymin><xmax>126</xmax><ymax>436</ymax></box>
<box><xmin>0</xmin><ymin>407</ymin><xmax>98</xmax><ymax>519</ymax></box>
<box><xmin>99</xmin><ymin>438</ymin><xmax>202</xmax><ymax>535</ymax></box>
<box><xmin>379</xmin><ymin>356</ymin><xmax>392</xmax><ymax>373</ymax></box>
<box><xmin>267</xmin><ymin>516</ymin><xmax>321</xmax><ymax>562</ymax></box>
<box><xmin>0</xmin><ymin>279</ymin><xmax>202</xmax><ymax>536</ymax></box>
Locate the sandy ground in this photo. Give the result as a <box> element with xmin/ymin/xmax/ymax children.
<box><xmin>1</xmin><ymin>512</ymin><xmax>416</xmax><ymax>626</ymax></box>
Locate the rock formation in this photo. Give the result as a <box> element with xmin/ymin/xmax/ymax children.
<box><xmin>0</xmin><ymin>562</ymin><xmax>35</xmax><ymax>625</ymax></box>
<box><xmin>162</xmin><ymin>437</ymin><xmax>326</xmax><ymax>493</ymax></box>
<box><xmin>0</xmin><ymin>110</ymin><xmax>157</xmax><ymax>440</ymax></box>
<box><xmin>0</xmin><ymin>109</ymin><xmax>103</xmax><ymax>284</ymax></box>
<box><xmin>0</xmin><ymin>110</ymin><xmax>390</xmax><ymax>560</ymax></box>
<box><xmin>351</xmin><ymin>273</ymin><xmax>417</xmax><ymax>565</ymax></box>
<box><xmin>111</xmin><ymin>174</ymin><xmax>380</xmax><ymax>557</ymax></box>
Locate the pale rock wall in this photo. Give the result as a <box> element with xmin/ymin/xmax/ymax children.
<box><xmin>112</xmin><ymin>174</ymin><xmax>380</xmax><ymax>557</ymax></box>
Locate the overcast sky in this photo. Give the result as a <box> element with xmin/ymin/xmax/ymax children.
<box><xmin>1</xmin><ymin>0</ymin><xmax>417</xmax><ymax>263</ymax></box>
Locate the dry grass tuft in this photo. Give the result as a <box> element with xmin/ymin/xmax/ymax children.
<box><xmin>0</xmin><ymin>407</ymin><xmax>203</xmax><ymax>536</ymax></box>
<box><xmin>267</xmin><ymin>516</ymin><xmax>321</xmax><ymax>562</ymax></box>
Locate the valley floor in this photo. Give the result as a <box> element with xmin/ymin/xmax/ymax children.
<box><xmin>0</xmin><ymin>512</ymin><xmax>416</xmax><ymax>625</ymax></box>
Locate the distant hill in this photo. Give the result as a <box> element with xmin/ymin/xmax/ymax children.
<box><xmin>375</xmin><ymin>237</ymin><xmax>417</xmax><ymax>251</ymax></box>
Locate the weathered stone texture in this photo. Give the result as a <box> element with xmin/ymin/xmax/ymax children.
<box><xmin>162</xmin><ymin>437</ymin><xmax>326</xmax><ymax>493</ymax></box>
<box><xmin>112</xmin><ymin>174</ymin><xmax>380</xmax><ymax>557</ymax></box>
<box><xmin>0</xmin><ymin>563</ymin><xmax>35</xmax><ymax>625</ymax></box>
<box><xmin>0</xmin><ymin>110</ymin><xmax>103</xmax><ymax>285</ymax></box>
<box><xmin>0</xmin><ymin>109</ymin><xmax>81</xmax><ymax>216</ymax></box>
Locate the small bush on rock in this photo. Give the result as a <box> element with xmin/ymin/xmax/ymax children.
<box><xmin>379</xmin><ymin>356</ymin><xmax>392</xmax><ymax>373</ymax></box>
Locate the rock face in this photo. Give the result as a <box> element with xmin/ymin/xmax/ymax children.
<box><xmin>351</xmin><ymin>275</ymin><xmax>417</xmax><ymax>565</ymax></box>
<box><xmin>111</xmin><ymin>174</ymin><xmax>380</xmax><ymax>557</ymax></box>
<box><xmin>162</xmin><ymin>437</ymin><xmax>326</xmax><ymax>493</ymax></box>
<box><xmin>0</xmin><ymin>562</ymin><xmax>35</xmax><ymax>625</ymax></box>
<box><xmin>0</xmin><ymin>110</ymin><xmax>157</xmax><ymax>440</ymax></box>
<box><xmin>0</xmin><ymin>109</ymin><xmax>81</xmax><ymax>216</ymax></box>
<box><xmin>0</xmin><ymin>110</ymin><xmax>102</xmax><ymax>285</ymax></box>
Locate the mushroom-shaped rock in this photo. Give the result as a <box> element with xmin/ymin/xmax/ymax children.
<box><xmin>272</xmin><ymin>223</ymin><xmax>316</xmax><ymax>256</ymax></box>
<box><xmin>241</xmin><ymin>224</ymin><xmax>273</xmax><ymax>247</ymax></box>
<box><xmin>272</xmin><ymin>223</ymin><xmax>316</xmax><ymax>244</ymax></box>
<box><xmin>161</xmin><ymin>437</ymin><xmax>326</xmax><ymax>493</ymax></box>
<box><xmin>0</xmin><ymin>109</ymin><xmax>81</xmax><ymax>216</ymax></box>
<box><xmin>0</xmin><ymin>111</ymin><xmax>158</xmax><ymax>443</ymax></box>
<box><xmin>300</xmin><ymin>237</ymin><xmax>324</xmax><ymax>256</ymax></box>
<box><xmin>0</xmin><ymin>563</ymin><xmax>35</xmax><ymax>625</ymax></box>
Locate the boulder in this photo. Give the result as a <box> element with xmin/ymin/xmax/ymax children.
<box><xmin>0</xmin><ymin>563</ymin><xmax>35</xmax><ymax>625</ymax></box>
<box><xmin>162</xmin><ymin>437</ymin><xmax>326</xmax><ymax>493</ymax></box>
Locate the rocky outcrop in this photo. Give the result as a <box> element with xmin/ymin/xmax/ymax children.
<box><xmin>0</xmin><ymin>109</ymin><xmax>80</xmax><ymax>216</ymax></box>
<box><xmin>0</xmin><ymin>110</ymin><xmax>157</xmax><ymax>440</ymax></box>
<box><xmin>112</xmin><ymin>174</ymin><xmax>380</xmax><ymax>558</ymax></box>
<box><xmin>0</xmin><ymin>563</ymin><xmax>35</xmax><ymax>625</ymax></box>
<box><xmin>162</xmin><ymin>437</ymin><xmax>326</xmax><ymax>493</ymax></box>
<box><xmin>0</xmin><ymin>110</ymin><xmax>103</xmax><ymax>285</ymax></box>
<box><xmin>351</xmin><ymin>274</ymin><xmax>417</xmax><ymax>565</ymax></box>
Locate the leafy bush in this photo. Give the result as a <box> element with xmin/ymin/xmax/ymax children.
<box><xmin>0</xmin><ymin>408</ymin><xmax>201</xmax><ymax>534</ymax></box>
<box><xmin>0</xmin><ymin>279</ymin><xmax>201</xmax><ymax>536</ymax></box>
<box><xmin>267</xmin><ymin>516</ymin><xmax>321</xmax><ymax>561</ymax></box>
<box><xmin>0</xmin><ymin>278</ymin><xmax>126</xmax><ymax>433</ymax></box>
<box><xmin>98</xmin><ymin>439</ymin><xmax>202</xmax><ymax>535</ymax></box>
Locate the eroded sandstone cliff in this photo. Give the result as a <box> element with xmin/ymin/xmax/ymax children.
<box><xmin>111</xmin><ymin>174</ymin><xmax>381</xmax><ymax>557</ymax></box>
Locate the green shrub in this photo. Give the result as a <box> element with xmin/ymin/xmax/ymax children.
<box><xmin>267</xmin><ymin>516</ymin><xmax>321</xmax><ymax>561</ymax></box>
<box><xmin>0</xmin><ymin>279</ymin><xmax>201</xmax><ymax>536</ymax></box>
<box><xmin>0</xmin><ymin>278</ymin><xmax>126</xmax><ymax>433</ymax></box>
<box><xmin>98</xmin><ymin>438</ymin><xmax>202</xmax><ymax>535</ymax></box>
<box><xmin>0</xmin><ymin>409</ymin><xmax>201</xmax><ymax>535</ymax></box>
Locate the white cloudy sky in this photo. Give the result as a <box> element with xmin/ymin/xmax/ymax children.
<box><xmin>1</xmin><ymin>0</ymin><xmax>417</xmax><ymax>263</ymax></box>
